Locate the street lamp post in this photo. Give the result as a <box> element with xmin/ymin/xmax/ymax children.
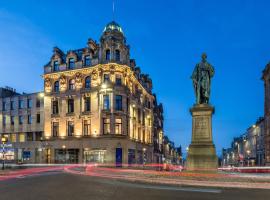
<box><xmin>1</xmin><ymin>136</ymin><xmax>8</xmax><ymax>170</ymax></box>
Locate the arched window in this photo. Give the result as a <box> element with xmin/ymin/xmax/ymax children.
<box><xmin>68</xmin><ymin>58</ymin><xmax>75</xmax><ymax>69</ymax></box>
<box><xmin>85</xmin><ymin>76</ymin><xmax>91</xmax><ymax>89</ymax></box>
<box><xmin>115</xmin><ymin>50</ymin><xmax>120</xmax><ymax>61</ymax></box>
<box><xmin>84</xmin><ymin>55</ymin><xmax>91</xmax><ymax>66</ymax></box>
<box><xmin>69</xmin><ymin>79</ymin><xmax>75</xmax><ymax>90</ymax></box>
<box><xmin>54</xmin><ymin>81</ymin><xmax>59</xmax><ymax>92</ymax></box>
<box><xmin>105</xmin><ymin>49</ymin><xmax>110</xmax><ymax>61</ymax></box>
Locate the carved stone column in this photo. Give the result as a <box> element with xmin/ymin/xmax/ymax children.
<box><xmin>187</xmin><ymin>104</ymin><xmax>218</xmax><ymax>171</ymax></box>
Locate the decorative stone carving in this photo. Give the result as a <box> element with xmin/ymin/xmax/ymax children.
<box><xmin>75</xmin><ymin>72</ymin><xmax>83</xmax><ymax>89</ymax></box>
<box><xmin>44</xmin><ymin>78</ymin><xmax>52</xmax><ymax>93</ymax></box>
<box><xmin>59</xmin><ymin>75</ymin><xmax>67</xmax><ymax>91</ymax></box>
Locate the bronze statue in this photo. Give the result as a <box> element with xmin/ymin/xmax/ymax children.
<box><xmin>191</xmin><ymin>53</ymin><xmax>214</xmax><ymax>104</ymax></box>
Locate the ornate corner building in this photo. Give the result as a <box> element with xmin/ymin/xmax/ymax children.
<box><xmin>0</xmin><ymin>21</ymin><xmax>165</xmax><ymax>164</ymax></box>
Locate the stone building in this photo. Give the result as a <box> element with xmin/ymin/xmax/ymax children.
<box><xmin>153</xmin><ymin>94</ymin><xmax>164</xmax><ymax>164</ymax></box>
<box><xmin>0</xmin><ymin>87</ymin><xmax>44</xmax><ymax>163</ymax></box>
<box><xmin>222</xmin><ymin>117</ymin><xmax>265</xmax><ymax>166</ymax></box>
<box><xmin>262</xmin><ymin>62</ymin><xmax>270</xmax><ymax>165</ymax></box>
<box><xmin>0</xmin><ymin>21</ymin><xmax>165</xmax><ymax>165</ymax></box>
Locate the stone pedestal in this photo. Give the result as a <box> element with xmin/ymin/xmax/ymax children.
<box><xmin>187</xmin><ymin>104</ymin><xmax>218</xmax><ymax>171</ymax></box>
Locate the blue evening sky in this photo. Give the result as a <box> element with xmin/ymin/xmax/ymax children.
<box><xmin>0</xmin><ymin>0</ymin><xmax>269</xmax><ymax>156</ymax></box>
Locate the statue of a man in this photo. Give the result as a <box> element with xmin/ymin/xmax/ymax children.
<box><xmin>191</xmin><ymin>53</ymin><xmax>215</xmax><ymax>104</ymax></box>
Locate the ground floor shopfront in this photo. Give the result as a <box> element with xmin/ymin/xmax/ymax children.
<box><xmin>10</xmin><ymin>137</ymin><xmax>153</xmax><ymax>165</ymax></box>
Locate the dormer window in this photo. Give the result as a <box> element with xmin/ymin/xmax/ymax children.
<box><xmin>53</xmin><ymin>60</ymin><xmax>59</xmax><ymax>71</ymax></box>
<box><xmin>105</xmin><ymin>49</ymin><xmax>110</xmax><ymax>61</ymax></box>
<box><xmin>69</xmin><ymin>79</ymin><xmax>75</xmax><ymax>90</ymax></box>
<box><xmin>84</xmin><ymin>55</ymin><xmax>91</xmax><ymax>66</ymax></box>
<box><xmin>54</xmin><ymin>81</ymin><xmax>59</xmax><ymax>92</ymax></box>
<box><xmin>68</xmin><ymin>58</ymin><xmax>75</xmax><ymax>69</ymax></box>
<box><xmin>115</xmin><ymin>50</ymin><xmax>120</xmax><ymax>61</ymax></box>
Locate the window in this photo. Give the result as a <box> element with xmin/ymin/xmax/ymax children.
<box><xmin>26</xmin><ymin>132</ymin><xmax>33</xmax><ymax>141</ymax></box>
<box><xmin>52</xmin><ymin>100</ymin><xmax>59</xmax><ymax>114</ymax></box>
<box><xmin>27</xmin><ymin>99</ymin><xmax>32</xmax><ymax>108</ymax></box>
<box><xmin>35</xmin><ymin>132</ymin><xmax>42</xmax><ymax>141</ymax></box>
<box><xmin>19</xmin><ymin>100</ymin><xmax>24</xmax><ymax>109</ymax></box>
<box><xmin>10</xmin><ymin>101</ymin><xmax>14</xmax><ymax>110</ymax></box>
<box><xmin>11</xmin><ymin>116</ymin><xmax>14</xmax><ymax>125</ymax></box>
<box><xmin>85</xmin><ymin>76</ymin><xmax>91</xmax><ymax>89</ymax></box>
<box><xmin>68</xmin><ymin>99</ymin><xmax>74</xmax><ymax>113</ymax></box>
<box><xmin>115</xmin><ymin>74</ymin><xmax>122</xmax><ymax>86</ymax></box>
<box><xmin>67</xmin><ymin>121</ymin><xmax>74</xmax><ymax>136</ymax></box>
<box><xmin>19</xmin><ymin>116</ymin><xmax>23</xmax><ymax>125</ymax></box>
<box><xmin>10</xmin><ymin>134</ymin><xmax>16</xmax><ymax>143</ymax></box>
<box><xmin>2</xmin><ymin>116</ymin><xmax>6</xmax><ymax>126</ymax></box>
<box><xmin>115</xmin><ymin>50</ymin><xmax>120</xmax><ymax>61</ymax></box>
<box><xmin>84</xmin><ymin>55</ymin><xmax>91</xmax><ymax>66</ymax></box>
<box><xmin>68</xmin><ymin>58</ymin><xmax>75</xmax><ymax>69</ymax></box>
<box><xmin>103</xmin><ymin>118</ymin><xmax>110</xmax><ymax>134</ymax></box>
<box><xmin>83</xmin><ymin>120</ymin><xmax>91</xmax><ymax>136</ymax></box>
<box><xmin>103</xmin><ymin>95</ymin><xmax>110</xmax><ymax>110</ymax></box>
<box><xmin>53</xmin><ymin>60</ymin><xmax>59</xmax><ymax>71</ymax></box>
<box><xmin>2</xmin><ymin>102</ymin><xmax>6</xmax><ymax>111</ymax></box>
<box><xmin>54</xmin><ymin>81</ymin><xmax>59</xmax><ymax>92</ymax></box>
<box><xmin>84</xmin><ymin>97</ymin><xmax>91</xmax><ymax>112</ymax></box>
<box><xmin>105</xmin><ymin>49</ymin><xmax>110</xmax><ymax>61</ymax></box>
<box><xmin>69</xmin><ymin>79</ymin><xmax>75</xmax><ymax>90</ymax></box>
<box><xmin>115</xmin><ymin>95</ymin><xmax>122</xmax><ymax>111</ymax></box>
<box><xmin>137</xmin><ymin>109</ymin><xmax>141</xmax><ymax>123</ymax></box>
<box><xmin>36</xmin><ymin>113</ymin><xmax>40</xmax><ymax>123</ymax></box>
<box><xmin>19</xmin><ymin>133</ymin><xmax>25</xmax><ymax>142</ymax></box>
<box><xmin>103</xmin><ymin>74</ymin><xmax>110</xmax><ymax>83</ymax></box>
<box><xmin>27</xmin><ymin>115</ymin><xmax>32</xmax><ymax>124</ymax></box>
<box><xmin>36</xmin><ymin>99</ymin><xmax>41</xmax><ymax>107</ymax></box>
<box><xmin>115</xmin><ymin>118</ymin><xmax>122</xmax><ymax>134</ymax></box>
<box><xmin>52</xmin><ymin>122</ymin><xmax>59</xmax><ymax>137</ymax></box>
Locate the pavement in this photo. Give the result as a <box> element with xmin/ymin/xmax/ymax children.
<box><xmin>0</xmin><ymin>171</ymin><xmax>270</xmax><ymax>200</ymax></box>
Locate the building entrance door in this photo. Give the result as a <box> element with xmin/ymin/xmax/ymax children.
<box><xmin>115</xmin><ymin>148</ymin><xmax>122</xmax><ymax>167</ymax></box>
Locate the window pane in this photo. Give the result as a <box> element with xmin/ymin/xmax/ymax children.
<box><xmin>115</xmin><ymin>118</ymin><xmax>122</xmax><ymax>134</ymax></box>
<box><xmin>84</xmin><ymin>55</ymin><xmax>91</xmax><ymax>66</ymax></box>
<box><xmin>115</xmin><ymin>50</ymin><xmax>120</xmax><ymax>61</ymax></box>
<box><xmin>106</xmin><ymin>50</ymin><xmax>110</xmax><ymax>61</ymax></box>
<box><xmin>115</xmin><ymin>95</ymin><xmax>122</xmax><ymax>111</ymax></box>
<box><xmin>54</xmin><ymin>81</ymin><xmax>59</xmax><ymax>92</ymax></box>
<box><xmin>69</xmin><ymin>58</ymin><xmax>75</xmax><ymax>69</ymax></box>
<box><xmin>103</xmin><ymin>95</ymin><xmax>110</xmax><ymax>110</ymax></box>
<box><xmin>68</xmin><ymin>121</ymin><xmax>74</xmax><ymax>136</ymax></box>
<box><xmin>69</xmin><ymin>79</ymin><xmax>75</xmax><ymax>90</ymax></box>
<box><xmin>84</xmin><ymin>97</ymin><xmax>91</xmax><ymax>112</ymax></box>
<box><xmin>53</xmin><ymin>61</ymin><xmax>59</xmax><ymax>71</ymax></box>
<box><xmin>85</xmin><ymin>76</ymin><xmax>91</xmax><ymax>89</ymax></box>
<box><xmin>103</xmin><ymin>118</ymin><xmax>110</xmax><ymax>134</ymax></box>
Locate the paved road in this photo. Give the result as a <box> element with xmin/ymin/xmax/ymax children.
<box><xmin>0</xmin><ymin>172</ymin><xmax>269</xmax><ymax>200</ymax></box>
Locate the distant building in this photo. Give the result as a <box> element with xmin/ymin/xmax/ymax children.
<box><xmin>262</xmin><ymin>62</ymin><xmax>270</xmax><ymax>165</ymax></box>
<box><xmin>0</xmin><ymin>87</ymin><xmax>44</xmax><ymax>162</ymax></box>
<box><xmin>222</xmin><ymin>117</ymin><xmax>265</xmax><ymax>166</ymax></box>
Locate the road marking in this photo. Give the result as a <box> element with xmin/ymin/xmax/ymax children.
<box><xmin>125</xmin><ymin>182</ymin><xmax>222</xmax><ymax>193</ymax></box>
<box><xmin>91</xmin><ymin>178</ymin><xmax>222</xmax><ymax>194</ymax></box>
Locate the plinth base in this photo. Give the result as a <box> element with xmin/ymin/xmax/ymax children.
<box><xmin>187</xmin><ymin>104</ymin><xmax>218</xmax><ymax>171</ymax></box>
<box><xmin>187</xmin><ymin>143</ymin><xmax>218</xmax><ymax>171</ymax></box>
